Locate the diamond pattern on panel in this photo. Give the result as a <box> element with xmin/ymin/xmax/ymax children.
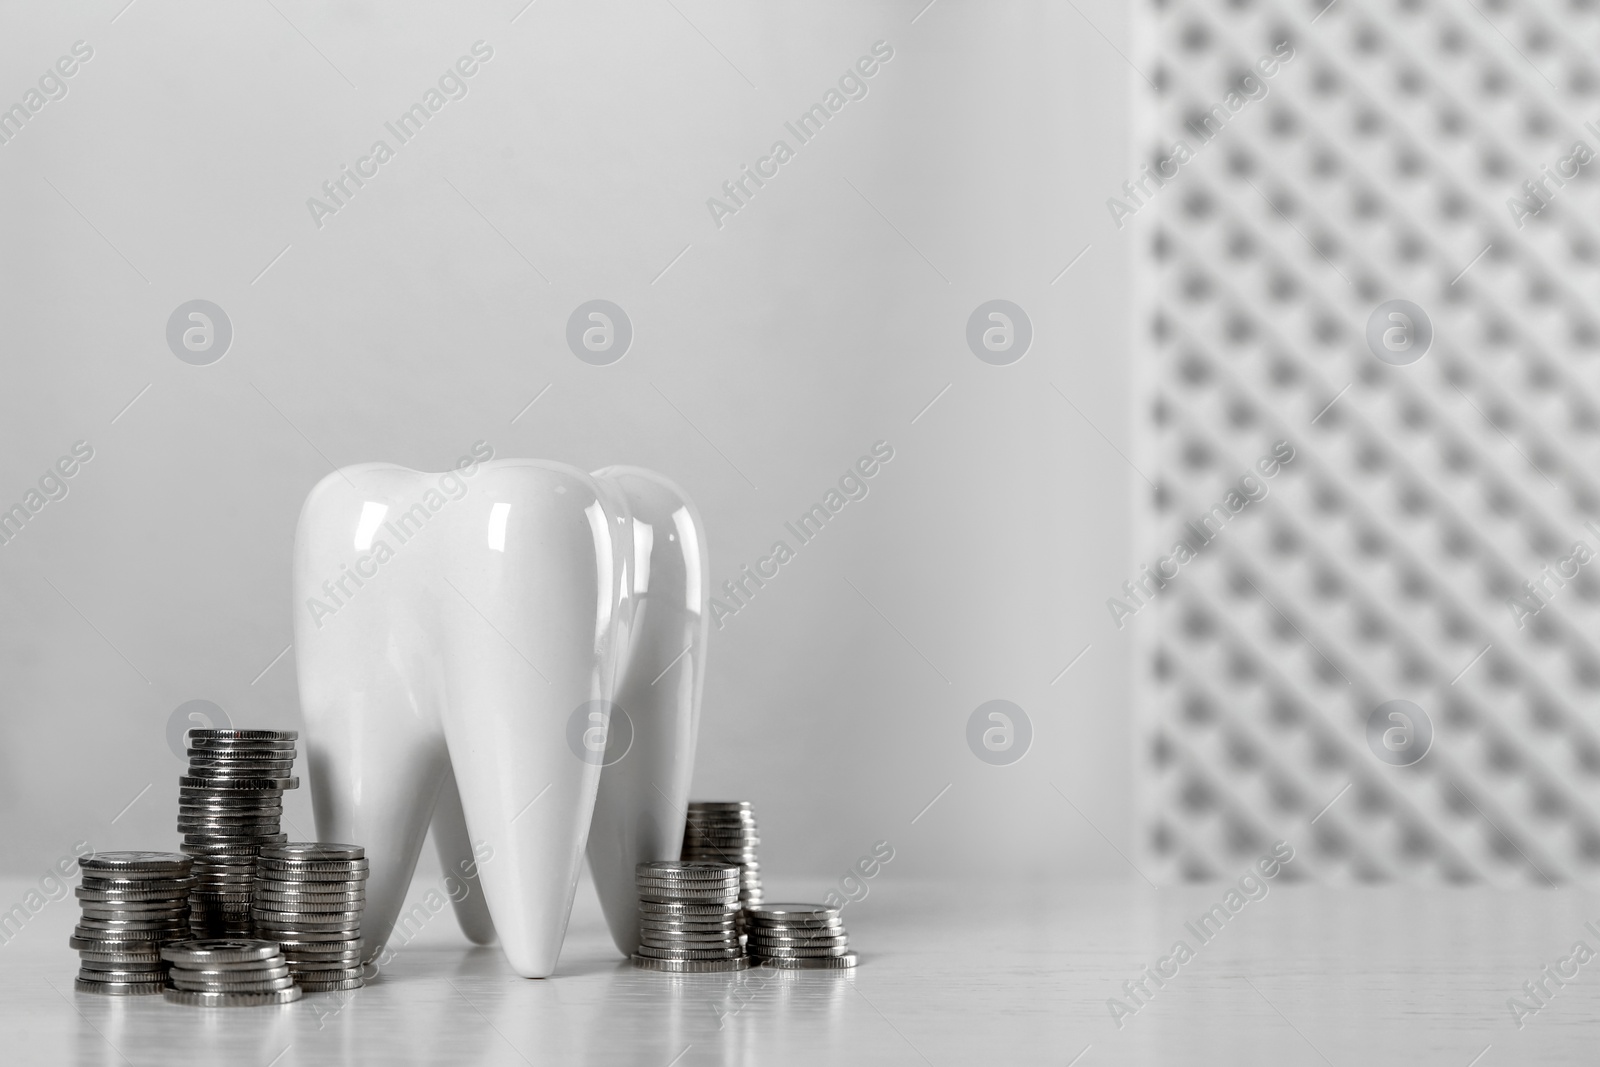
<box><xmin>1136</xmin><ymin>0</ymin><xmax>1600</xmax><ymax>885</ymax></box>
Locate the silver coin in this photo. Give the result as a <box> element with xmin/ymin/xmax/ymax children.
<box><xmin>297</xmin><ymin>977</ymin><xmax>366</xmax><ymax>992</ymax></box>
<box><xmin>75</xmin><ymin>890</ymin><xmax>191</xmax><ymax>904</ymax></box>
<box><xmin>637</xmin><ymin>864</ymin><xmax>738</xmax><ymax>879</ymax></box>
<box><xmin>78</xmin><ymin>872</ymin><xmax>193</xmax><ymax>887</ymax></box>
<box><xmin>255</xmin><ymin>868</ymin><xmax>369</xmax><ymax>883</ymax></box>
<box><xmin>170</xmin><ymin>963</ymin><xmax>292</xmax><ymax>980</ymax></box>
<box><xmin>162</xmin><ymin>939</ymin><xmax>281</xmax><ymax>964</ymax></box>
<box><xmin>636</xmin><ymin>883</ymin><xmax>740</xmax><ymax>897</ymax></box>
<box><xmin>163</xmin><ymin>987</ymin><xmax>303</xmax><ymax>1006</ymax></box>
<box><xmin>747</xmin><ymin>932</ymin><xmax>847</xmax><ymax>946</ymax></box>
<box><xmin>172</xmin><ymin>975</ymin><xmax>296</xmax><ymax>994</ymax></box>
<box><xmin>80</xmin><ymin>852</ymin><xmax>190</xmax><ymax>874</ymax></box>
<box><xmin>75</xmin><ymin>978</ymin><xmax>166</xmax><ymax>995</ymax></box>
<box><xmin>638</xmin><ymin>904</ymin><xmax>735</xmax><ymax>918</ymax></box>
<box><xmin>748</xmin><ymin>946</ymin><xmax>851</xmax><ymax>959</ymax></box>
<box><xmin>179</xmin><ymin>776</ymin><xmax>298</xmax><ymax>790</ymax></box>
<box><xmin>630</xmin><ymin>954</ymin><xmax>749</xmax><ymax>973</ymax></box>
<box><xmin>639</xmin><ymin>921</ymin><xmax>738</xmax><ymax>932</ymax></box>
<box><xmin>76</xmin><ymin>950</ymin><xmax>164</xmax><ymax>965</ymax></box>
<box><xmin>635</xmin><ymin>874</ymin><xmax>740</xmax><ymax>889</ymax></box>
<box><xmin>635</xmin><ymin>945</ymin><xmax>744</xmax><ymax>960</ymax></box>
<box><xmin>261</xmin><ymin>843</ymin><xmax>365</xmax><ymax>861</ymax></box>
<box><xmin>287</xmin><ymin>959</ymin><xmax>365</xmax><ymax>973</ymax></box>
<box><xmin>639</xmin><ymin>931</ymin><xmax>740</xmax><ymax>944</ymax></box>
<box><xmin>185</xmin><ymin>762</ymin><xmax>296</xmax><ymax>776</ymax></box>
<box><xmin>77</xmin><ymin>877</ymin><xmax>195</xmax><ymax>893</ymax></box>
<box><xmin>276</xmin><ymin>947</ymin><xmax>361</xmax><ymax>966</ymax></box>
<box><xmin>254</xmin><ymin>927</ymin><xmax>361</xmax><ymax>941</ymax></box>
<box><xmin>79</xmin><ymin>909</ymin><xmax>190</xmax><ymax>924</ymax></box>
<box><xmin>178</xmin><ymin>799</ymin><xmax>284</xmax><ymax>809</ymax></box>
<box><xmin>755</xmin><ymin>952</ymin><xmax>858</xmax><ymax>970</ymax></box>
<box><xmin>252</xmin><ymin>915</ymin><xmax>364</xmax><ymax>929</ymax></box>
<box><xmin>189</xmin><ymin>728</ymin><xmax>298</xmax><ymax>741</ymax></box>
<box><xmin>744</xmin><ymin>904</ymin><xmax>840</xmax><ymax>922</ymax></box>
<box><xmin>77</xmin><ymin>968</ymin><xmax>168</xmax><ymax>984</ymax></box>
<box><xmin>254</xmin><ymin>890</ymin><xmax>366</xmax><ymax>902</ymax></box>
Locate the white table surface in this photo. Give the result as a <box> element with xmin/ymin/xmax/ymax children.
<box><xmin>0</xmin><ymin>871</ymin><xmax>1589</xmax><ymax>1065</ymax></box>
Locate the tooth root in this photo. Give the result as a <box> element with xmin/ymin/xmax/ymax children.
<box><xmin>438</xmin><ymin>462</ymin><xmax>625</xmax><ymax>978</ymax></box>
<box><xmin>586</xmin><ymin>467</ymin><xmax>709</xmax><ymax>956</ymax></box>
<box><xmin>294</xmin><ymin>467</ymin><xmax>450</xmax><ymax>965</ymax></box>
<box><xmin>430</xmin><ymin>763</ymin><xmax>497</xmax><ymax>945</ymax></box>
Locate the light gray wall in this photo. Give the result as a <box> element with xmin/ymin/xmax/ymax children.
<box><xmin>0</xmin><ymin>1</ymin><xmax>1133</xmax><ymax>885</ymax></box>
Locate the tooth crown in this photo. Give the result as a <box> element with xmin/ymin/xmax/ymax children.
<box><xmin>294</xmin><ymin>458</ymin><xmax>702</xmax><ymax>977</ymax></box>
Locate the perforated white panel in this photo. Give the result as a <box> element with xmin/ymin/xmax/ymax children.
<box><xmin>1137</xmin><ymin>0</ymin><xmax>1600</xmax><ymax>885</ymax></box>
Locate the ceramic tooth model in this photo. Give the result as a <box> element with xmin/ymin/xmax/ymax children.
<box><xmin>292</xmin><ymin>456</ymin><xmax>707</xmax><ymax>977</ymax></box>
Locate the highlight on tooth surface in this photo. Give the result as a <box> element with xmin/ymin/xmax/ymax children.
<box><xmin>293</xmin><ymin>452</ymin><xmax>706</xmax><ymax>976</ymax></box>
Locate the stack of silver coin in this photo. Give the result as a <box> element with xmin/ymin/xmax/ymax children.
<box><xmin>679</xmin><ymin>801</ymin><xmax>763</xmax><ymax>917</ymax></box>
<box><xmin>71</xmin><ymin>852</ymin><xmax>194</xmax><ymax>995</ymax></box>
<box><xmin>630</xmin><ymin>861</ymin><xmax>748</xmax><ymax>973</ymax></box>
<box><xmin>744</xmin><ymin>903</ymin><xmax>857</xmax><ymax>969</ymax></box>
<box><xmin>178</xmin><ymin>729</ymin><xmax>298</xmax><ymax>937</ymax></box>
<box><xmin>162</xmin><ymin>938</ymin><xmax>302</xmax><ymax>1006</ymax></box>
<box><xmin>252</xmin><ymin>843</ymin><xmax>367</xmax><ymax>992</ymax></box>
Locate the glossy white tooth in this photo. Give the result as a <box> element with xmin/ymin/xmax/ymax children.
<box><xmin>434</xmin><ymin>461</ymin><xmax>626</xmax><ymax>977</ymax></box>
<box><xmin>294</xmin><ymin>454</ymin><xmax>630</xmax><ymax>978</ymax></box>
<box><xmin>295</xmin><ymin>463</ymin><xmax>453</xmax><ymax>967</ymax></box>
<box><xmin>585</xmin><ymin>467</ymin><xmax>709</xmax><ymax>956</ymax></box>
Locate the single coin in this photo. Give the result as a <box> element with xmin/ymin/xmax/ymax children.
<box><xmin>77</xmin><ymin>957</ymin><xmax>169</xmax><ymax>971</ymax></box>
<box><xmin>640</xmin><ymin>920</ymin><xmax>737</xmax><ymax>932</ymax></box>
<box><xmin>256</xmin><ymin>868</ymin><xmax>369</xmax><ymax>882</ymax></box>
<box><xmin>254</xmin><ymin>927</ymin><xmax>361</xmax><ymax>941</ymax></box>
<box><xmin>755</xmin><ymin>952</ymin><xmax>858</xmax><ymax>969</ymax></box>
<box><xmin>75</xmin><ymin>978</ymin><xmax>166</xmax><ymax>995</ymax></box>
<box><xmin>639</xmin><ymin>903</ymin><xmax>735</xmax><ymax>917</ymax></box>
<box><xmin>189</xmin><ymin>728</ymin><xmax>299</xmax><ymax>741</ymax></box>
<box><xmin>179</xmin><ymin>795</ymin><xmax>284</xmax><ymax>806</ymax></box>
<box><xmin>75</xmin><ymin>888</ymin><xmax>192</xmax><ymax>903</ymax></box>
<box><xmin>287</xmin><ymin>958</ymin><xmax>365</xmax><ymax>973</ymax></box>
<box><xmin>744</xmin><ymin>904</ymin><xmax>839</xmax><ymax>921</ymax></box>
<box><xmin>639</xmin><ymin>894</ymin><xmax>739</xmax><ymax>907</ymax></box>
<box><xmin>261</xmin><ymin>843</ymin><xmax>365</xmax><ymax>861</ymax></box>
<box><xmin>79</xmin><ymin>909</ymin><xmax>190</xmax><ymax>924</ymax></box>
<box><xmin>169</xmin><ymin>959</ymin><xmax>290</xmax><ymax>977</ymax></box>
<box><xmin>637</xmin><ymin>861</ymin><xmax>738</xmax><ymax>876</ymax></box>
<box><xmin>172</xmin><ymin>975</ymin><xmax>296</xmax><ymax>993</ymax></box>
<box><xmin>255</xmin><ymin>889</ymin><xmax>366</xmax><ymax>901</ymax></box>
<box><xmin>185</xmin><ymin>762</ymin><xmax>296</xmax><ymax>776</ymax></box>
<box><xmin>686</xmin><ymin>801</ymin><xmax>753</xmax><ymax>810</ymax></box>
<box><xmin>163</xmin><ymin>987</ymin><xmax>303</xmax><ymax>1006</ymax></box>
<box><xmin>257</xmin><ymin>856</ymin><xmax>369</xmax><ymax>870</ymax></box>
<box><xmin>636</xmin><ymin>883</ymin><xmax>740</xmax><ymax>897</ymax></box>
<box><xmin>298</xmin><ymin>977</ymin><xmax>366</xmax><ymax>992</ymax></box>
<box><xmin>630</xmin><ymin>954</ymin><xmax>750</xmax><ymax>973</ymax></box>
<box><xmin>77</xmin><ymin>950</ymin><xmax>164</xmax><ymax>965</ymax></box>
<box><xmin>278</xmin><ymin>947</ymin><xmax>363</xmax><ymax>966</ymax></box>
<box><xmin>636</xmin><ymin>927</ymin><xmax>742</xmax><ymax>947</ymax></box>
<box><xmin>76</xmin><ymin>969</ymin><xmax>168</xmax><ymax>984</ymax></box>
<box><xmin>635</xmin><ymin>946</ymin><xmax>744</xmax><ymax>961</ymax></box>
<box><xmin>76</xmin><ymin>920</ymin><xmax>187</xmax><ymax>935</ymax></box>
<box><xmin>252</xmin><ymin>916</ymin><xmax>364</xmax><ymax>930</ymax></box>
<box><xmin>635</xmin><ymin>874</ymin><xmax>740</xmax><ymax>889</ymax></box>
<box><xmin>81</xmin><ymin>852</ymin><xmax>190</xmax><ymax>873</ymax></box>
<box><xmin>745</xmin><ymin>917</ymin><xmax>845</xmax><ymax>929</ymax></box>
<box><xmin>748</xmin><ymin>945</ymin><xmax>850</xmax><ymax>959</ymax></box>
<box><xmin>162</xmin><ymin>939</ymin><xmax>281</xmax><ymax>964</ymax></box>
<box><xmin>79</xmin><ymin>873</ymin><xmax>196</xmax><ymax>889</ymax></box>
<box><xmin>179</xmin><ymin>776</ymin><xmax>298</xmax><ymax>790</ymax></box>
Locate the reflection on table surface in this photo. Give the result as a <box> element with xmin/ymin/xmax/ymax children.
<box><xmin>2</xmin><ymin>873</ymin><xmax>1594</xmax><ymax>1065</ymax></box>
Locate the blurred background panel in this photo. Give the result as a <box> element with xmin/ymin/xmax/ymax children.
<box><xmin>1137</xmin><ymin>0</ymin><xmax>1600</xmax><ymax>885</ymax></box>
